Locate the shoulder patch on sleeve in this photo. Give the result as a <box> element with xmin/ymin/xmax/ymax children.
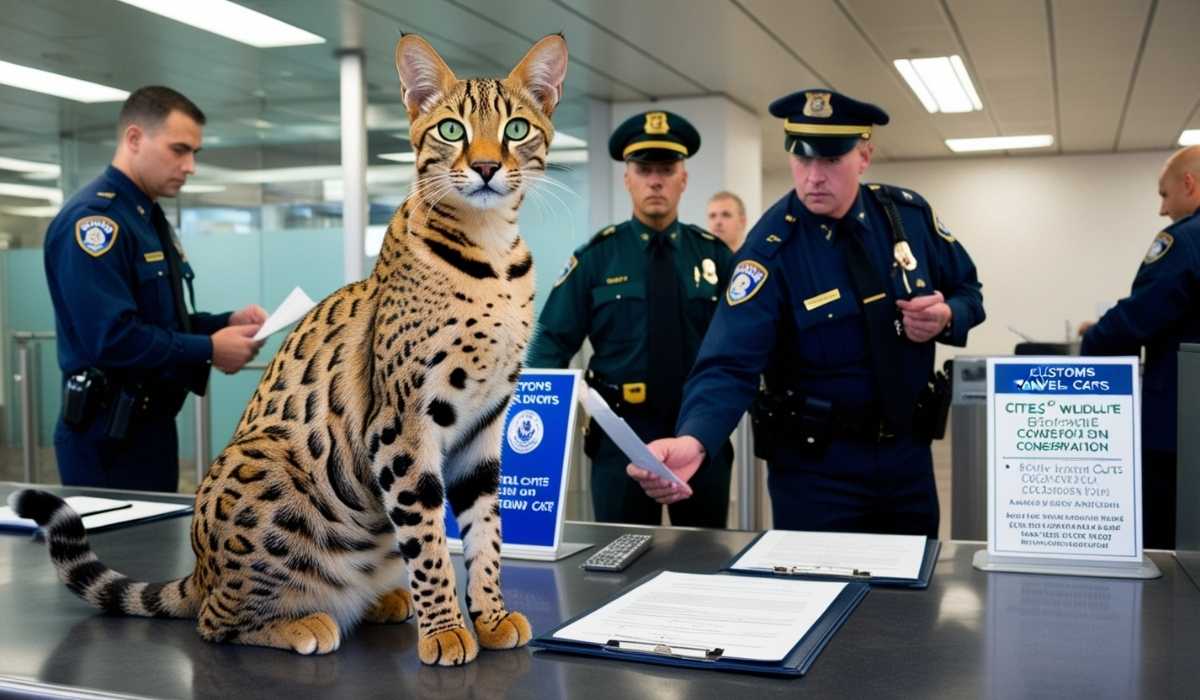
<box><xmin>726</xmin><ymin>260</ymin><xmax>769</xmax><ymax>306</ymax></box>
<box><xmin>75</xmin><ymin>215</ymin><xmax>119</xmax><ymax>257</ymax></box>
<box><xmin>1144</xmin><ymin>231</ymin><xmax>1173</xmax><ymax>264</ymax></box>
<box><xmin>553</xmin><ymin>255</ymin><xmax>578</xmax><ymax>287</ymax></box>
<box><xmin>933</xmin><ymin>209</ymin><xmax>956</xmax><ymax>242</ymax></box>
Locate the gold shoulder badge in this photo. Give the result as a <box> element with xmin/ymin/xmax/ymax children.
<box><xmin>766</xmin><ymin>234</ymin><xmax>783</xmax><ymax>243</ymax></box>
<box><xmin>95</xmin><ymin>191</ymin><xmax>115</xmax><ymax>199</ymax></box>
<box><xmin>75</xmin><ymin>215</ymin><xmax>119</xmax><ymax>257</ymax></box>
<box><xmin>726</xmin><ymin>260</ymin><xmax>769</xmax><ymax>306</ymax></box>
<box><xmin>1144</xmin><ymin>232</ymin><xmax>1174</xmax><ymax>264</ymax></box>
<box><xmin>601</xmin><ymin>225</ymin><xmax>616</xmax><ymax>236</ymax></box>
<box><xmin>644</xmin><ymin>111</ymin><xmax>669</xmax><ymax>135</ymax></box>
<box><xmin>554</xmin><ymin>255</ymin><xmax>578</xmax><ymax>287</ymax></box>
<box><xmin>803</xmin><ymin>91</ymin><xmax>833</xmax><ymax>118</ymax></box>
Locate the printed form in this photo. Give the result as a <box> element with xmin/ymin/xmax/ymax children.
<box><xmin>729</xmin><ymin>530</ymin><xmax>927</xmax><ymax>580</ymax></box>
<box><xmin>552</xmin><ymin>571</ymin><xmax>845</xmax><ymax>662</ymax></box>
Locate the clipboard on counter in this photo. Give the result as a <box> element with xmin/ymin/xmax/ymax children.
<box><xmin>530</xmin><ymin>570</ymin><xmax>869</xmax><ymax>677</ymax></box>
<box><xmin>723</xmin><ymin>530</ymin><xmax>941</xmax><ymax>589</ymax></box>
<box><xmin>0</xmin><ymin>496</ymin><xmax>192</xmax><ymax>535</ymax></box>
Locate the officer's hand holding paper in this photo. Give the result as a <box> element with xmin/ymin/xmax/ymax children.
<box><xmin>582</xmin><ymin>389</ymin><xmax>691</xmax><ymax>498</ymax></box>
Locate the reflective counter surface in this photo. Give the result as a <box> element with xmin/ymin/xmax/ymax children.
<box><xmin>0</xmin><ymin>483</ymin><xmax>1196</xmax><ymax>699</ymax></box>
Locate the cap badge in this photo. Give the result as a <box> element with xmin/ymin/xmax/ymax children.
<box><xmin>643</xmin><ymin>112</ymin><xmax>669</xmax><ymax>135</ymax></box>
<box><xmin>803</xmin><ymin>91</ymin><xmax>833</xmax><ymax>119</ymax></box>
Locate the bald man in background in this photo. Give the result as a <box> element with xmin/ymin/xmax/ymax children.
<box><xmin>1079</xmin><ymin>145</ymin><xmax>1200</xmax><ymax>549</ymax></box>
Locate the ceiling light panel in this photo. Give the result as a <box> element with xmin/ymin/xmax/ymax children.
<box><xmin>0</xmin><ymin>60</ymin><xmax>128</xmax><ymax>103</ymax></box>
<box><xmin>945</xmin><ymin>135</ymin><xmax>1054</xmax><ymax>153</ymax></box>
<box><xmin>0</xmin><ymin>157</ymin><xmax>60</xmax><ymax>176</ymax></box>
<box><xmin>894</xmin><ymin>56</ymin><xmax>983</xmax><ymax>114</ymax></box>
<box><xmin>115</xmin><ymin>0</ymin><xmax>325</xmax><ymax>48</ymax></box>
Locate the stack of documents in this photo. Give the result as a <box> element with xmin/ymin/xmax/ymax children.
<box><xmin>532</xmin><ymin>571</ymin><xmax>868</xmax><ymax>676</ymax></box>
<box><xmin>726</xmin><ymin>530</ymin><xmax>940</xmax><ymax>588</ymax></box>
<box><xmin>0</xmin><ymin>496</ymin><xmax>192</xmax><ymax>534</ymax></box>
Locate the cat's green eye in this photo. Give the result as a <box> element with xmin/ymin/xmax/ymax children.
<box><xmin>504</xmin><ymin>118</ymin><xmax>530</xmax><ymax>141</ymax></box>
<box><xmin>437</xmin><ymin>119</ymin><xmax>466</xmax><ymax>142</ymax></box>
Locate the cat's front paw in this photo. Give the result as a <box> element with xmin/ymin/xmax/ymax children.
<box><xmin>474</xmin><ymin>611</ymin><xmax>532</xmax><ymax>650</ymax></box>
<box><xmin>418</xmin><ymin>626</ymin><xmax>479</xmax><ymax>666</ymax></box>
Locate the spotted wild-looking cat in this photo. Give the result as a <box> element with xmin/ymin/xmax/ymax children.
<box><xmin>10</xmin><ymin>33</ymin><xmax>569</xmax><ymax>666</ymax></box>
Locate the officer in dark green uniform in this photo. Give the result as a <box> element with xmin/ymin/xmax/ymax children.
<box><xmin>527</xmin><ymin>110</ymin><xmax>735</xmax><ymax>526</ymax></box>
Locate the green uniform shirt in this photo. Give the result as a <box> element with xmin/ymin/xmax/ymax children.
<box><xmin>528</xmin><ymin>217</ymin><xmax>734</xmax><ymax>398</ymax></box>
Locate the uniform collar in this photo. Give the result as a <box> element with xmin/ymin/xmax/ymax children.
<box><xmin>103</xmin><ymin>165</ymin><xmax>156</xmax><ymax>221</ymax></box>
<box><xmin>630</xmin><ymin>217</ymin><xmax>680</xmax><ymax>250</ymax></box>
<box><xmin>791</xmin><ymin>187</ymin><xmax>873</xmax><ymax>237</ymax></box>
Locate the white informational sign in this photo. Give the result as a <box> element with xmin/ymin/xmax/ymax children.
<box><xmin>977</xmin><ymin>357</ymin><xmax>1159</xmax><ymax>579</ymax></box>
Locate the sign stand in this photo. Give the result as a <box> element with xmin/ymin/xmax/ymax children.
<box><xmin>446</xmin><ymin>369</ymin><xmax>592</xmax><ymax>562</ymax></box>
<box><xmin>974</xmin><ymin>356</ymin><xmax>1160</xmax><ymax>580</ymax></box>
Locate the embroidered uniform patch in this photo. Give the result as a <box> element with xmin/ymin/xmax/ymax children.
<box><xmin>554</xmin><ymin>255</ymin><xmax>578</xmax><ymax>287</ymax></box>
<box><xmin>726</xmin><ymin>260</ymin><xmax>769</xmax><ymax>306</ymax></box>
<box><xmin>75</xmin><ymin>216</ymin><xmax>119</xmax><ymax>257</ymax></box>
<box><xmin>934</xmin><ymin>212</ymin><xmax>956</xmax><ymax>242</ymax></box>
<box><xmin>1144</xmin><ymin>232</ymin><xmax>1173</xmax><ymax>264</ymax></box>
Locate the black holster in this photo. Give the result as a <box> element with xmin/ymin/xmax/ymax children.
<box><xmin>62</xmin><ymin>368</ymin><xmax>107</xmax><ymax>429</ymax></box>
<box><xmin>912</xmin><ymin>361</ymin><xmax>953</xmax><ymax>441</ymax></box>
<box><xmin>751</xmin><ymin>391</ymin><xmax>834</xmax><ymax>460</ymax></box>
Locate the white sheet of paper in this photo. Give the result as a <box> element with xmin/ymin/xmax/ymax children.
<box><xmin>254</xmin><ymin>286</ymin><xmax>317</xmax><ymax>341</ymax></box>
<box><xmin>582</xmin><ymin>388</ymin><xmax>685</xmax><ymax>487</ymax></box>
<box><xmin>0</xmin><ymin>497</ymin><xmax>190</xmax><ymax>532</ymax></box>
<box><xmin>729</xmin><ymin>530</ymin><xmax>927</xmax><ymax>580</ymax></box>
<box><xmin>553</xmin><ymin>571</ymin><xmax>846</xmax><ymax>662</ymax></box>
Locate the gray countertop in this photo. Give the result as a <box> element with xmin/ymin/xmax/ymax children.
<box><xmin>0</xmin><ymin>483</ymin><xmax>1196</xmax><ymax>699</ymax></box>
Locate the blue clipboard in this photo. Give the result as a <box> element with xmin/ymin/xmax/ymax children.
<box><xmin>722</xmin><ymin>533</ymin><xmax>941</xmax><ymax>589</ymax></box>
<box><xmin>530</xmin><ymin>571</ymin><xmax>869</xmax><ymax>677</ymax></box>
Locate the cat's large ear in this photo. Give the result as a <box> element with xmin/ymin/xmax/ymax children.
<box><xmin>395</xmin><ymin>34</ymin><xmax>457</xmax><ymax>120</ymax></box>
<box><xmin>507</xmin><ymin>34</ymin><xmax>568</xmax><ymax>117</ymax></box>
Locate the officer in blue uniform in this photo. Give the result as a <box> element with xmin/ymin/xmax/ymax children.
<box><xmin>1079</xmin><ymin>145</ymin><xmax>1200</xmax><ymax>549</ymax></box>
<box><xmin>44</xmin><ymin>86</ymin><xmax>265</xmax><ymax>492</ymax></box>
<box><xmin>527</xmin><ymin>111</ymin><xmax>735</xmax><ymax>526</ymax></box>
<box><xmin>629</xmin><ymin>90</ymin><xmax>985</xmax><ymax>537</ymax></box>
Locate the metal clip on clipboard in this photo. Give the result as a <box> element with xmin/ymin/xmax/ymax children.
<box><xmin>604</xmin><ymin>638</ymin><xmax>725</xmax><ymax>661</ymax></box>
<box><xmin>771</xmin><ymin>564</ymin><xmax>872</xmax><ymax>578</ymax></box>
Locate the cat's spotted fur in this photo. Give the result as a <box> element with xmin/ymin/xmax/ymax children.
<box><xmin>10</xmin><ymin>34</ymin><xmax>568</xmax><ymax>666</ymax></box>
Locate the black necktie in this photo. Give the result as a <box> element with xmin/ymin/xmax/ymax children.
<box><xmin>646</xmin><ymin>230</ymin><xmax>685</xmax><ymax>430</ymax></box>
<box><xmin>839</xmin><ymin>218</ymin><xmax>910</xmax><ymax>433</ymax></box>
<box><xmin>151</xmin><ymin>206</ymin><xmax>192</xmax><ymax>333</ymax></box>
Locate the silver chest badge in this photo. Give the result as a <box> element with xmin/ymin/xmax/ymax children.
<box><xmin>893</xmin><ymin>241</ymin><xmax>918</xmax><ymax>271</ymax></box>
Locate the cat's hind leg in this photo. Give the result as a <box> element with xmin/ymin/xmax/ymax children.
<box><xmin>363</xmin><ymin>588</ymin><xmax>415</xmax><ymax>623</ymax></box>
<box><xmin>197</xmin><ymin>598</ymin><xmax>341</xmax><ymax>655</ymax></box>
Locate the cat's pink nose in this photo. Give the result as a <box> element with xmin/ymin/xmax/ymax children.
<box><xmin>471</xmin><ymin>161</ymin><xmax>500</xmax><ymax>183</ymax></box>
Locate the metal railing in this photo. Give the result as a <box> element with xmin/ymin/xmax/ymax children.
<box><xmin>10</xmin><ymin>332</ymin><xmax>763</xmax><ymax>528</ymax></box>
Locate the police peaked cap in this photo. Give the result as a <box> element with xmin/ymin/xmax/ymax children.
<box><xmin>608</xmin><ymin>110</ymin><xmax>701</xmax><ymax>162</ymax></box>
<box><xmin>769</xmin><ymin>89</ymin><xmax>890</xmax><ymax>157</ymax></box>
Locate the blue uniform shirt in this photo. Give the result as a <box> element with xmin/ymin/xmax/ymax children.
<box><xmin>677</xmin><ymin>184</ymin><xmax>985</xmax><ymax>458</ymax></box>
<box><xmin>1082</xmin><ymin>210</ymin><xmax>1200</xmax><ymax>452</ymax></box>
<box><xmin>44</xmin><ymin>165</ymin><xmax>227</xmax><ymax>396</ymax></box>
